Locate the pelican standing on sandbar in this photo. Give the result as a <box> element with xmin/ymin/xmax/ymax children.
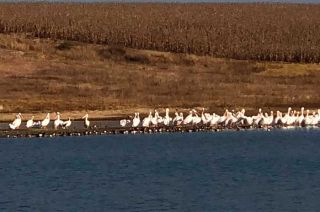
<box><xmin>163</xmin><ymin>108</ymin><xmax>172</xmax><ymax>126</ymax></box>
<box><xmin>82</xmin><ymin>114</ymin><xmax>90</xmax><ymax>128</ymax></box>
<box><xmin>54</xmin><ymin>112</ymin><xmax>64</xmax><ymax>129</ymax></box>
<box><xmin>183</xmin><ymin>111</ymin><xmax>193</xmax><ymax>125</ymax></box>
<box><xmin>9</xmin><ymin>113</ymin><xmax>22</xmax><ymax>130</ymax></box>
<box><xmin>62</xmin><ymin>118</ymin><xmax>72</xmax><ymax>129</ymax></box>
<box><xmin>132</xmin><ymin>112</ymin><xmax>140</xmax><ymax>127</ymax></box>
<box><xmin>26</xmin><ymin>116</ymin><xmax>35</xmax><ymax>128</ymax></box>
<box><xmin>173</xmin><ymin>112</ymin><xmax>184</xmax><ymax>126</ymax></box>
<box><xmin>142</xmin><ymin>111</ymin><xmax>152</xmax><ymax>127</ymax></box>
<box><xmin>120</xmin><ymin>119</ymin><xmax>131</xmax><ymax>127</ymax></box>
<box><xmin>41</xmin><ymin>113</ymin><xmax>50</xmax><ymax>128</ymax></box>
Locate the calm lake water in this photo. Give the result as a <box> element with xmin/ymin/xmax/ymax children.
<box><xmin>1</xmin><ymin>128</ymin><xmax>320</xmax><ymax>211</ymax></box>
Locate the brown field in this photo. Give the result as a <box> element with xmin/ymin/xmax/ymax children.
<box><xmin>0</xmin><ymin>33</ymin><xmax>320</xmax><ymax>121</ymax></box>
<box><xmin>0</xmin><ymin>3</ymin><xmax>320</xmax><ymax>62</ymax></box>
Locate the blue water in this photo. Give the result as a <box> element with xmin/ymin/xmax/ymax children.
<box><xmin>1</xmin><ymin>129</ymin><xmax>320</xmax><ymax>211</ymax></box>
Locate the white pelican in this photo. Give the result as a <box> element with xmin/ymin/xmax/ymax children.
<box><xmin>151</xmin><ymin>110</ymin><xmax>158</xmax><ymax>126</ymax></box>
<box><xmin>142</xmin><ymin>112</ymin><xmax>152</xmax><ymax>127</ymax></box>
<box><xmin>156</xmin><ymin>110</ymin><xmax>164</xmax><ymax>124</ymax></box>
<box><xmin>177</xmin><ymin>113</ymin><xmax>184</xmax><ymax>125</ymax></box>
<box><xmin>230</xmin><ymin>112</ymin><xmax>239</xmax><ymax>126</ymax></box>
<box><xmin>286</xmin><ymin>110</ymin><xmax>296</xmax><ymax>126</ymax></box>
<box><xmin>305</xmin><ymin>110</ymin><xmax>313</xmax><ymax>126</ymax></box>
<box><xmin>205</xmin><ymin>113</ymin><xmax>212</xmax><ymax>120</ymax></box>
<box><xmin>210</xmin><ymin>113</ymin><xmax>220</xmax><ymax>126</ymax></box>
<box><xmin>201</xmin><ymin>108</ymin><xmax>212</xmax><ymax>125</ymax></box>
<box><xmin>217</xmin><ymin>110</ymin><xmax>228</xmax><ymax>125</ymax></box>
<box><xmin>192</xmin><ymin>110</ymin><xmax>202</xmax><ymax>125</ymax></box>
<box><xmin>224</xmin><ymin>111</ymin><xmax>232</xmax><ymax>126</ymax></box>
<box><xmin>26</xmin><ymin>116</ymin><xmax>35</xmax><ymax>128</ymax></box>
<box><xmin>280</xmin><ymin>114</ymin><xmax>288</xmax><ymax>126</ymax></box>
<box><xmin>225</xmin><ymin>111</ymin><xmax>238</xmax><ymax>127</ymax></box>
<box><xmin>62</xmin><ymin>118</ymin><xmax>72</xmax><ymax>128</ymax></box>
<box><xmin>82</xmin><ymin>114</ymin><xmax>90</xmax><ymax>128</ymax></box>
<box><xmin>163</xmin><ymin>108</ymin><xmax>172</xmax><ymax>126</ymax></box>
<box><xmin>261</xmin><ymin>113</ymin><xmax>271</xmax><ymax>127</ymax></box>
<box><xmin>173</xmin><ymin>112</ymin><xmax>184</xmax><ymax>126</ymax></box>
<box><xmin>298</xmin><ymin>107</ymin><xmax>305</xmax><ymax>126</ymax></box>
<box><xmin>311</xmin><ymin>111</ymin><xmax>319</xmax><ymax>126</ymax></box>
<box><xmin>315</xmin><ymin>109</ymin><xmax>320</xmax><ymax>125</ymax></box>
<box><xmin>132</xmin><ymin>113</ymin><xmax>140</xmax><ymax>127</ymax></box>
<box><xmin>54</xmin><ymin>112</ymin><xmax>64</xmax><ymax>129</ymax></box>
<box><xmin>235</xmin><ymin>109</ymin><xmax>245</xmax><ymax>126</ymax></box>
<box><xmin>274</xmin><ymin>111</ymin><xmax>283</xmax><ymax>125</ymax></box>
<box><xmin>183</xmin><ymin>111</ymin><xmax>193</xmax><ymax>125</ymax></box>
<box><xmin>239</xmin><ymin>109</ymin><xmax>253</xmax><ymax>127</ymax></box>
<box><xmin>9</xmin><ymin>113</ymin><xmax>22</xmax><ymax>130</ymax></box>
<box><xmin>120</xmin><ymin>119</ymin><xmax>131</xmax><ymax>127</ymax></box>
<box><xmin>281</xmin><ymin>107</ymin><xmax>292</xmax><ymax>125</ymax></box>
<box><xmin>265</xmin><ymin>111</ymin><xmax>274</xmax><ymax>126</ymax></box>
<box><xmin>41</xmin><ymin>113</ymin><xmax>50</xmax><ymax>128</ymax></box>
<box><xmin>253</xmin><ymin>108</ymin><xmax>263</xmax><ymax>126</ymax></box>
<box><xmin>172</xmin><ymin>112</ymin><xmax>179</xmax><ymax>125</ymax></box>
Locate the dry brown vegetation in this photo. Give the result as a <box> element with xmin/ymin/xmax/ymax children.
<box><xmin>0</xmin><ymin>33</ymin><xmax>320</xmax><ymax>121</ymax></box>
<box><xmin>0</xmin><ymin>3</ymin><xmax>320</xmax><ymax>62</ymax></box>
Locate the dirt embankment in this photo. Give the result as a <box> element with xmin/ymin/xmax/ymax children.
<box><xmin>0</xmin><ymin>34</ymin><xmax>320</xmax><ymax>121</ymax></box>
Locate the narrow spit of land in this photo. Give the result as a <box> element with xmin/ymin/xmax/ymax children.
<box><xmin>0</xmin><ymin>125</ymin><xmax>220</xmax><ymax>139</ymax></box>
<box><xmin>1</xmin><ymin>123</ymin><xmax>319</xmax><ymax>139</ymax></box>
<box><xmin>0</xmin><ymin>118</ymin><xmax>242</xmax><ymax>138</ymax></box>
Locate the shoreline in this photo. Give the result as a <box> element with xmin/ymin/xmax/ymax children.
<box><xmin>1</xmin><ymin>124</ymin><xmax>319</xmax><ymax>139</ymax></box>
<box><xmin>0</xmin><ymin>125</ymin><xmax>224</xmax><ymax>139</ymax></box>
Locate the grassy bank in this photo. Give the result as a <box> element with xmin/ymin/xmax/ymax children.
<box><xmin>0</xmin><ymin>33</ymin><xmax>320</xmax><ymax>121</ymax></box>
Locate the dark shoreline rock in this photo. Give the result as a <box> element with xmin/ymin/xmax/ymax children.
<box><xmin>0</xmin><ymin>125</ymin><xmax>220</xmax><ymax>139</ymax></box>
<box><xmin>1</xmin><ymin>124</ymin><xmax>318</xmax><ymax>139</ymax></box>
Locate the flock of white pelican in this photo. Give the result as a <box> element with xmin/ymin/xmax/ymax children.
<box><xmin>8</xmin><ymin>113</ymin><xmax>90</xmax><ymax>130</ymax></box>
<box><xmin>7</xmin><ymin>107</ymin><xmax>320</xmax><ymax>131</ymax></box>
<box><xmin>120</xmin><ymin>107</ymin><xmax>320</xmax><ymax>129</ymax></box>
